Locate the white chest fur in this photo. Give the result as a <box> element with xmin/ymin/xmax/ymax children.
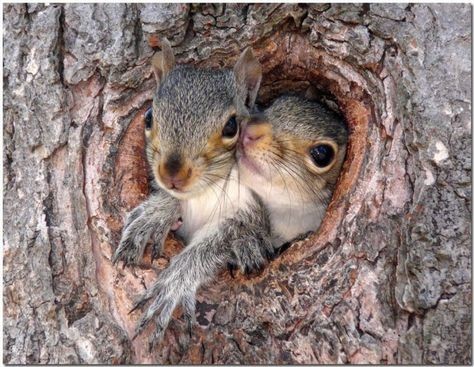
<box><xmin>177</xmin><ymin>167</ymin><xmax>254</xmax><ymax>245</ymax></box>
<box><xmin>267</xmin><ymin>201</ymin><xmax>325</xmax><ymax>247</ymax></box>
<box><xmin>249</xmin><ymin>179</ymin><xmax>329</xmax><ymax>247</ymax></box>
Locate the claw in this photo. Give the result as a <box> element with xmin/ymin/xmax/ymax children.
<box><xmin>145</xmin><ymin>298</ymin><xmax>177</xmax><ymax>352</ymax></box>
<box><xmin>265</xmin><ymin>247</ymin><xmax>276</xmax><ymax>261</ymax></box>
<box><xmin>131</xmin><ymin>331</ymin><xmax>140</xmax><ymax>341</ymax></box>
<box><xmin>129</xmin><ymin>298</ymin><xmax>148</xmax><ymax>315</ymax></box>
<box><xmin>244</xmin><ymin>264</ymin><xmax>250</xmax><ymax>275</ymax></box>
<box><xmin>135</xmin><ymin>307</ymin><xmax>153</xmax><ymax>335</ymax></box>
<box><xmin>136</xmin><ymin>316</ymin><xmax>148</xmax><ymax>334</ymax></box>
<box><xmin>151</xmin><ymin>228</ymin><xmax>166</xmax><ymax>261</ymax></box>
<box><xmin>147</xmin><ymin>324</ymin><xmax>165</xmax><ymax>352</ymax></box>
<box><xmin>151</xmin><ymin>236</ymin><xmax>165</xmax><ymax>261</ymax></box>
<box><xmin>182</xmin><ymin>294</ymin><xmax>196</xmax><ymax>338</ymax></box>
<box><xmin>129</xmin><ymin>285</ymin><xmax>159</xmax><ymax>315</ymax></box>
<box><xmin>111</xmin><ymin>253</ymin><xmax>118</xmax><ymax>266</ymax></box>
<box><xmin>187</xmin><ymin>323</ymin><xmax>192</xmax><ymax>339</ymax></box>
<box><xmin>112</xmin><ymin>247</ymin><xmax>126</xmax><ymax>266</ymax></box>
<box><xmin>277</xmin><ymin>242</ymin><xmax>291</xmax><ymax>255</ymax></box>
<box><xmin>151</xmin><ymin>244</ymin><xmax>160</xmax><ymax>261</ymax></box>
<box><xmin>184</xmin><ymin>314</ymin><xmax>193</xmax><ymax>338</ymax></box>
<box><xmin>227</xmin><ymin>262</ymin><xmax>237</xmax><ymax>278</ymax></box>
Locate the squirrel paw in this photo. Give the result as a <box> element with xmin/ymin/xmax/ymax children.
<box><xmin>112</xmin><ymin>205</ymin><xmax>169</xmax><ymax>267</ymax></box>
<box><xmin>229</xmin><ymin>235</ymin><xmax>276</xmax><ymax>276</ymax></box>
<box><xmin>131</xmin><ymin>269</ymin><xmax>196</xmax><ymax>349</ymax></box>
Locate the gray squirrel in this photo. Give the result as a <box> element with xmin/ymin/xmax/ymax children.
<box><xmin>237</xmin><ymin>95</ymin><xmax>348</xmax><ymax>248</ymax></box>
<box><xmin>112</xmin><ymin>39</ymin><xmax>274</xmax><ymax>348</ymax></box>
<box><xmin>237</xmin><ymin>96</ymin><xmax>347</xmax><ymax>247</ymax></box>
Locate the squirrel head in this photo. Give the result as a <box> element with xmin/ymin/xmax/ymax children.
<box><xmin>237</xmin><ymin>95</ymin><xmax>348</xmax><ymax>204</ymax></box>
<box><xmin>145</xmin><ymin>39</ymin><xmax>262</xmax><ymax>199</ymax></box>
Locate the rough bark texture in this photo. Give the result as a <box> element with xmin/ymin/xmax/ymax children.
<box><xmin>3</xmin><ymin>3</ymin><xmax>471</xmax><ymax>364</ymax></box>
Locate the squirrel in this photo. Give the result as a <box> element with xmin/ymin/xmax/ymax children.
<box><xmin>237</xmin><ymin>94</ymin><xmax>348</xmax><ymax>248</ymax></box>
<box><xmin>112</xmin><ymin>39</ymin><xmax>274</xmax><ymax>347</ymax></box>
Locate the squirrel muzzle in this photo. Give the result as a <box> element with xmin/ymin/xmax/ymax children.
<box><xmin>157</xmin><ymin>153</ymin><xmax>194</xmax><ymax>192</ymax></box>
<box><xmin>239</xmin><ymin>118</ymin><xmax>272</xmax><ymax>149</ymax></box>
<box><xmin>237</xmin><ymin>118</ymin><xmax>273</xmax><ymax>175</ymax></box>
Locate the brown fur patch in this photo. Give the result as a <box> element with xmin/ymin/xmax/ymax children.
<box><xmin>202</xmin><ymin>129</ymin><xmax>236</xmax><ymax>162</ymax></box>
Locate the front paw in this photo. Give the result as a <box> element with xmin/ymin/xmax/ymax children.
<box><xmin>229</xmin><ymin>235</ymin><xmax>275</xmax><ymax>276</ymax></box>
<box><xmin>112</xmin><ymin>205</ymin><xmax>169</xmax><ymax>267</ymax></box>
<box><xmin>132</xmin><ymin>273</ymin><xmax>196</xmax><ymax>350</ymax></box>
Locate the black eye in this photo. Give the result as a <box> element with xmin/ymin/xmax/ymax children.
<box><xmin>144</xmin><ymin>107</ymin><xmax>153</xmax><ymax>130</ymax></box>
<box><xmin>310</xmin><ymin>144</ymin><xmax>335</xmax><ymax>168</ymax></box>
<box><xmin>222</xmin><ymin>115</ymin><xmax>238</xmax><ymax>138</ymax></box>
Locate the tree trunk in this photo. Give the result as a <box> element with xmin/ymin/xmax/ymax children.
<box><xmin>3</xmin><ymin>3</ymin><xmax>471</xmax><ymax>364</ymax></box>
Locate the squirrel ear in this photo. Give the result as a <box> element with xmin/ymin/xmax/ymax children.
<box><xmin>233</xmin><ymin>47</ymin><xmax>262</xmax><ymax>108</ymax></box>
<box><xmin>151</xmin><ymin>38</ymin><xmax>175</xmax><ymax>86</ymax></box>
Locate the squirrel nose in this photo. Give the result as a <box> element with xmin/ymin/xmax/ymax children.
<box><xmin>240</xmin><ymin>119</ymin><xmax>270</xmax><ymax>149</ymax></box>
<box><xmin>166</xmin><ymin>176</ymin><xmax>187</xmax><ymax>190</ymax></box>
<box><xmin>159</xmin><ymin>153</ymin><xmax>193</xmax><ymax>191</ymax></box>
<box><xmin>242</xmin><ymin>129</ymin><xmax>264</xmax><ymax>147</ymax></box>
<box><xmin>160</xmin><ymin>169</ymin><xmax>192</xmax><ymax>191</ymax></box>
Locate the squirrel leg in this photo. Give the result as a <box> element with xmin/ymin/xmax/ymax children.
<box><xmin>229</xmin><ymin>234</ymin><xmax>275</xmax><ymax>276</ymax></box>
<box><xmin>131</xmin><ymin>203</ymin><xmax>273</xmax><ymax>347</ymax></box>
<box><xmin>112</xmin><ymin>191</ymin><xmax>180</xmax><ymax>266</ymax></box>
<box><xmin>227</xmin><ymin>199</ymin><xmax>276</xmax><ymax>276</ymax></box>
<box><xmin>132</xmin><ymin>242</ymin><xmax>214</xmax><ymax>346</ymax></box>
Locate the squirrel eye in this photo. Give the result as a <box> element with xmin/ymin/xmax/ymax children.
<box><xmin>310</xmin><ymin>144</ymin><xmax>335</xmax><ymax>168</ymax></box>
<box><xmin>222</xmin><ymin>115</ymin><xmax>238</xmax><ymax>138</ymax></box>
<box><xmin>144</xmin><ymin>107</ymin><xmax>153</xmax><ymax>130</ymax></box>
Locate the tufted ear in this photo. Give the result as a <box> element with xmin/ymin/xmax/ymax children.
<box><xmin>233</xmin><ymin>47</ymin><xmax>262</xmax><ymax>109</ymax></box>
<box><xmin>151</xmin><ymin>38</ymin><xmax>175</xmax><ymax>87</ymax></box>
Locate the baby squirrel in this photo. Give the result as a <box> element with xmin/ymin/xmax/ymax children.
<box><xmin>237</xmin><ymin>95</ymin><xmax>348</xmax><ymax>247</ymax></box>
<box><xmin>112</xmin><ymin>39</ymin><xmax>274</xmax><ymax>347</ymax></box>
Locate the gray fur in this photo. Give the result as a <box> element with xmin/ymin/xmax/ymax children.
<box><xmin>266</xmin><ymin>95</ymin><xmax>348</xmax><ymax>146</ymax></box>
<box><xmin>238</xmin><ymin>95</ymin><xmax>348</xmax><ymax>246</ymax></box>
<box><xmin>153</xmin><ymin>66</ymin><xmax>239</xmax><ymax>158</ymax></box>
<box><xmin>227</xmin><ymin>196</ymin><xmax>275</xmax><ymax>274</ymax></box>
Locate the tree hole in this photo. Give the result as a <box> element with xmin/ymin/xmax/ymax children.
<box><xmin>112</xmin><ymin>32</ymin><xmax>373</xmax><ymax>270</ymax></box>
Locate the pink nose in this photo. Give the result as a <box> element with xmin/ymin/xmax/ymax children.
<box><xmin>168</xmin><ymin>177</ymin><xmax>186</xmax><ymax>190</ymax></box>
<box><xmin>160</xmin><ymin>173</ymin><xmax>186</xmax><ymax>190</ymax></box>
<box><xmin>242</xmin><ymin>130</ymin><xmax>263</xmax><ymax>147</ymax></box>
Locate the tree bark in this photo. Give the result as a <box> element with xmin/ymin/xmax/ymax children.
<box><xmin>3</xmin><ymin>3</ymin><xmax>471</xmax><ymax>364</ymax></box>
